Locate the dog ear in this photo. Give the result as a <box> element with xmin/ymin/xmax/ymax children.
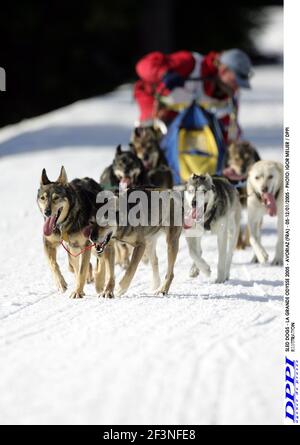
<box><xmin>40</xmin><ymin>168</ymin><xmax>51</xmax><ymax>186</ymax></box>
<box><xmin>128</xmin><ymin>142</ymin><xmax>136</xmax><ymax>153</ymax></box>
<box><xmin>254</xmin><ymin>150</ymin><xmax>261</xmax><ymax>162</ymax></box>
<box><xmin>152</xmin><ymin>125</ymin><xmax>164</xmax><ymax>140</ymax></box>
<box><xmin>274</xmin><ymin>162</ymin><xmax>283</xmax><ymax>176</ymax></box>
<box><xmin>57</xmin><ymin>166</ymin><xmax>68</xmax><ymax>185</ymax></box>
<box><xmin>134</xmin><ymin>127</ymin><xmax>143</xmax><ymax>138</ymax></box>
<box><xmin>205</xmin><ymin>173</ymin><xmax>214</xmax><ymax>188</ymax></box>
<box><xmin>116</xmin><ymin>144</ymin><xmax>122</xmax><ymax>155</ymax></box>
<box><xmin>228</xmin><ymin>142</ymin><xmax>236</xmax><ymax>153</ymax></box>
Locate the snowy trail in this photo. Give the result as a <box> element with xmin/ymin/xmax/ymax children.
<box><xmin>0</xmin><ymin>66</ymin><xmax>283</xmax><ymax>424</ymax></box>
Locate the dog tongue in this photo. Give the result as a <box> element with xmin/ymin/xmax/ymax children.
<box><xmin>43</xmin><ymin>215</ymin><xmax>57</xmax><ymax>236</ymax></box>
<box><xmin>120</xmin><ymin>177</ymin><xmax>131</xmax><ymax>190</ymax></box>
<box><xmin>183</xmin><ymin>211</ymin><xmax>194</xmax><ymax>229</ymax></box>
<box><xmin>223</xmin><ymin>167</ymin><xmax>245</xmax><ymax>182</ymax></box>
<box><xmin>183</xmin><ymin>207</ymin><xmax>202</xmax><ymax>229</ymax></box>
<box><xmin>262</xmin><ymin>192</ymin><xmax>277</xmax><ymax>216</ymax></box>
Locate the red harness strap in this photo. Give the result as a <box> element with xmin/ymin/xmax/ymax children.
<box><xmin>60</xmin><ymin>240</ymin><xmax>95</xmax><ymax>258</ymax></box>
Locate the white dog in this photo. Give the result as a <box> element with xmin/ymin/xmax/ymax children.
<box><xmin>247</xmin><ymin>160</ymin><xmax>283</xmax><ymax>265</ymax></box>
<box><xmin>184</xmin><ymin>174</ymin><xmax>241</xmax><ymax>283</ymax></box>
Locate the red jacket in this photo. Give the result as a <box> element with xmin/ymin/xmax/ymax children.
<box><xmin>134</xmin><ymin>50</ymin><xmax>238</xmax><ymax>143</ymax></box>
<box><xmin>136</xmin><ymin>50</ymin><xmax>196</xmax><ymax>84</ymax></box>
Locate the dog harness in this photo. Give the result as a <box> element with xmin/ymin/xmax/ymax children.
<box><xmin>60</xmin><ymin>231</ymin><xmax>95</xmax><ymax>258</ymax></box>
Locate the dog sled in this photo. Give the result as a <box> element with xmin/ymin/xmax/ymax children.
<box><xmin>160</xmin><ymin>101</ymin><xmax>226</xmax><ymax>185</ymax></box>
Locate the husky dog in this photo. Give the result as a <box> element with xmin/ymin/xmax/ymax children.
<box><xmin>223</xmin><ymin>140</ymin><xmax>261</xmax><ymax>249</ymax></box>
<box><xmin>130</xmin><ymin>126</ymin><xmax>173</xmax><ymax>189</ymax></box>
<box><xmin>184</xmin><ymin>173</ymin><xmax>241</xmax><ymax>283</ymax></box>
<box><xmin>223</xmin><ymin>141</ymin><xmax>261</xmax><ymax>191</ymax></box>
<box><xmin>100</xmin><ymin>144</ymin><xmax>148</xmax><ymax>190</ymax></box>
<box><xmin>37</xmin><ymin>166</ymin><xmax>102</xmax><ymax>298</ymax></box>
<box><xmin>89</xmin><ymin>189</ymin><xmax>182</xmax><ymax>298</ymax></box>
<box><xmin>100</xmin><ymin>144</ymin><xmax>150</xmax><ymax>269</ymax></box>
<box><xmin>247</xmin><ymin>160</ymin><xmax>283</xmax><ymax>265</ymax></box>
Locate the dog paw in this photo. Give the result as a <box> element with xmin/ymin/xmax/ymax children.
<box><xmin>69</xmin><ymin>291</ymin><xmax>85</xmax><ymax>299</ymax></box>
<box><xmin>189</xmin><ymin>264</ymin><xmax>199</xmax><ymax>278</ymax></box>
<box><xmin>251</xmin><ymin>252</ymin><xmax>268</xmax><ymax>264</ymax></box>
<box><xmin>99</xmin><ymin>290</ymin><xmax>114</xmax><ymax>299</ymax></box>
<box><xmin>236</xmin><ymin>240</ymin><xmax>247</xmax><ymax>250</ymax></box>
<box><xmin>271</xmin><ymin>257</ymin><xmax>283</xmax><ymax>266</ymax></box>
<box><xmin>214</xmin><ymin>277</ymin><xmax>226</xmax><ymax>284</ymax></box>
<box><xmin>202</xmin><ymin>265</ymin><xmax>211</xmax><ymax>277</ymax></box>
<box><xmin>257</xmin><ymin>252</ymin><xmax>269</xmax><ymax>264</ymax></box>
<box><xmin>155</xmin><ymin>286</ymin><xmax>169</xmax><ymax>296</ymax></box>
<box><xmin>115</xmin><ymin>286</ymin><xmax>126</xmax><ymax>297</ymax></box>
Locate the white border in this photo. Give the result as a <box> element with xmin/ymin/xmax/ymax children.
<box><xmin>284</xmin><ymin>0</ymin><xmax>300</xmax><ymax>425</ymax></box>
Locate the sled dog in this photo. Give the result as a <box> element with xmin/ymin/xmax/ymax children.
<box><xmin>223</xmin><ymin>140</ymin><xmax>261</xmax><ymax>249</ymax></box>
<box><xmin>130</xmin><ymin>126</ymin><xmax>173</xmax><ymax>189</ymax></box>
<box><xmin>184</xmin><ymin>173</ymin><xmax>241</xmax><ymax>283</ymax></box>
<box><xmin>100</xmin><ymin>144</ymin><xmax>150</xmax><ymax>268</ymax></box>
<box><xmin>89</xmin><ymin>188</ymin><xmax>182</xmax><ymax>298</ymax></box>
<box><xmin>100</xmin><ymin>144</ymin><xmax>149</xmax><ymax>190</ymax></box>
<box><xmin>224</xmin><ymin>141</ymin><xmax>261</xmax><ymax>187</ymax></box>
<box><xmin>247</xmin><ymin>160</ymin><xmax>283</xmax><ymax>265</ymax></box>
<box><xmin>37</xmin><ymin>166</ymin><xmax>102</xmax><ymax>298</ymax></box>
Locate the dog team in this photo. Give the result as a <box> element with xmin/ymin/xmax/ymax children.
<box><xmin>37</xmin><ymin>125</ymin><xmax>283</xmax><ymax>299</ymax></box>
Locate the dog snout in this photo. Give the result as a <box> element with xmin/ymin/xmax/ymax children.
<box><xmin>192</xmin><ymin>198</ymin><xmax>196</xmax><ymax>208</ymax></box>
<box><xmin>44</xmin><ymin>207</ymin><xmax>51</xmax><ymax>217</ymax></box>
<box><xmin>261</xmin><ymin>186</ymin><xmax>268</xmax><ymax>193</ymax></box>
<box><xmin>143</xmin><ymin>153</ymin><xmax>149</xmax><ymax>161</ymax></box>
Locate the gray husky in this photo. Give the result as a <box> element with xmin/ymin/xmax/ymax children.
<box><xmin>184</xmin><ymin>173</ymin><xmax>241</xmax><ymax>283</ymax></box>
<box><xmin>89</xmin><ymin>189</ymin><xmax>182</xmax><ymax>298</ymax></box>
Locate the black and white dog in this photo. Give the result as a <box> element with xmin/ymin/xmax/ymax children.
<box><xmin>184</xmin><ymin>173</ymin><xmax>241</xmax><ymax>283</ymax></box>
<box><xmin>100</xmin><ymin>144</ymin><xmax>149</xmax><ymax>190</ymax></box>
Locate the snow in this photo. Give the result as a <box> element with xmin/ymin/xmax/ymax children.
<box><xmin>252</xmin><ymin>6</ymin><xmax>283</xmax><ymax>57</ymax></box>
<box><xmin>0</xmin><ymin>65</ymin><xmax>283</xmax><ymax>425</ymax></box>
